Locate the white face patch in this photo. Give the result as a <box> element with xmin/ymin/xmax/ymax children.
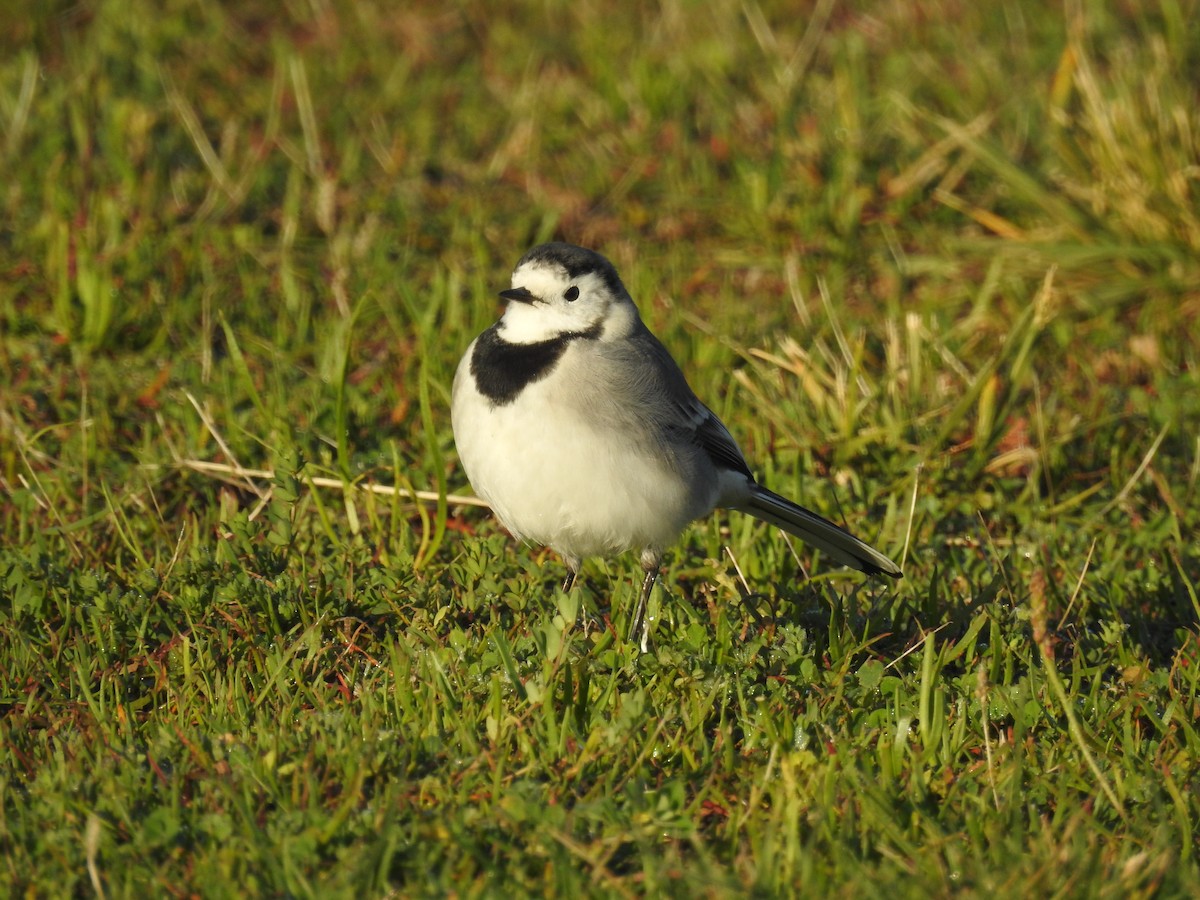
<box><xmin>498</xmin><ymin>263</ymin><xmax>631</xmax><ymax>344</ymax></box>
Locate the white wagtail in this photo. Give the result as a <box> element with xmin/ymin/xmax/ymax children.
<box><xmin>451</xmin><ymin>242</ymin><xmax>901</xmax><ymax>647</ymax></box>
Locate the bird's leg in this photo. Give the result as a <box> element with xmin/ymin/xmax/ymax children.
<box><xmin>631</xmin><ymin>550</ymin><xmax>662</xmax><ymax>653</ymax></box>
<box><xmin>635</xmin><ymin>569</ymin><xmax>657</xmax><ymax>653</ymax></box>
<box><xmin>560</xmin><ymin>560</ymin><xmax>586</xmax><ymax>631</ymax></box>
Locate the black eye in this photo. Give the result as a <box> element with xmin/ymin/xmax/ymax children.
<box><xmin>564</xmin><ymin>286</ymin><xmax>579</xmax><ymax>301</ymax></box>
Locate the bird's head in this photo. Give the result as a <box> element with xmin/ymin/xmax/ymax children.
<box><xmin>496</xmin><ymin>242</ymin><xmax>639</xmax><ymax>343</ymax></box>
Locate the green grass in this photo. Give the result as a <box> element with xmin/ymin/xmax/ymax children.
<box><xmin>3</xmin><ymin>0</ymin><xmax>1199</xmax><ymax>895</ymax></box>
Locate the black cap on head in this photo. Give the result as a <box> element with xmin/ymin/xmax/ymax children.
<box><xmin>517</xmin><ymin>242</ymin><xmax>628</xmax><ymax>299</ymax></box>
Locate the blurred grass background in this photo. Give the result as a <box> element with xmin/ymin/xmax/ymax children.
<box><xmin>2</xmin><ymin>0</ymin><xmax>1198</xmax><ymax>895</ymax></box>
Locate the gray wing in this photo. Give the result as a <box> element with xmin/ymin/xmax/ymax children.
<box><xmin>676</xmin><ymin>393</ymin><xmax>753</xmax><ymax>479</ymax></box>
<box><xmin>611</xmin><ymin>326</ymin><xmax>754</xmax><ymax>480</ymax></box>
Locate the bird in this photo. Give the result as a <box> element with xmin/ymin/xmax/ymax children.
<box><xmin>451</xmin><ymin>242</ymin><xmax>901</xmax><ymax>649</ymax></box>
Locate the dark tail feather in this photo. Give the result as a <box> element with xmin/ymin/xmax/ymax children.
<box><xmin>740</xmin><ymin>486</ymin><xmax>902</xmax><ymax>578</ymax></box>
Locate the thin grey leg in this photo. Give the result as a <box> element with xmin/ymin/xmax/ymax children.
<box><xmin>559</xmin><ymin>562</ymin><xmax>586</xmax><ymax>631</ymax></box>
<box><xmin>631</xmin><ymin>551</ymin><xmax>662</xmax><ymax>652</ymax></box>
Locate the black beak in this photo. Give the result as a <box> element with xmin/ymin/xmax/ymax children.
<box><xmin>499</xmin><ymin>287</ymin><xmax>538</xmax><ymax>304</ymax></box>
